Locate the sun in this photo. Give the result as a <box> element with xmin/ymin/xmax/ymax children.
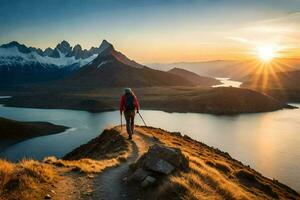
<box><xmin>256</xmin><ymin>45</ymin><xmax>278</xmax><ymax>62</ymax></box>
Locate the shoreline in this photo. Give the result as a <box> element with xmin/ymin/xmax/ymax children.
<box><xmin>0</xmin><ymin>117</ymin><xmax>69</xmax><ymax>150</ymax></box>
<box><xmin>0</xmin><ymin>86</ymin><xmax>295</xmax><ymax>115</ymax></box>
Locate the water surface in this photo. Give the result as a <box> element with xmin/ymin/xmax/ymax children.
<box><xmin>0</xmin><ymin>104</ymin><xmax>299</xmax><ymax>191</ymax></box>
<box><xmin>213</xmin><ymin>78</ymin><xmax>242</xmax><ymax>88</ymax></box>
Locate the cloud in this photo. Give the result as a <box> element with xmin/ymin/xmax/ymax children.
<box><xmin>227</xmin><ymin>37</ymin><xmax>251</xmax><ymax>44</ymax></box>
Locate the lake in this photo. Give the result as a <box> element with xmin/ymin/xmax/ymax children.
<box><xmin>213</xmin><ymin>78</ymin><xmax>242</xmax><ymax>88</ymax></box>
<box><xmin>0</xmin><ymin>104</ymin><xmax>299</xmax><ymax>191</ymax></box>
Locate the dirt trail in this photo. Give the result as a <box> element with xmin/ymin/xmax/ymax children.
<box><xmin>92</xmin><ymin>129</ymin><xmax>154</xmax><ymax>200</ymax></box>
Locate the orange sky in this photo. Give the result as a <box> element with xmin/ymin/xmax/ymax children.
<box><xmin>1</xmin><ymin>1</ymin><xmax>300</xmax><ymax>63</ymax></box>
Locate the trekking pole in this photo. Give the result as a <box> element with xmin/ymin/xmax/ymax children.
<box><xmin>138</xmin><ymin>112</ymin><xmax>147</xmax><ymax>127</ymax></box>
<box><xmin>120</xmin><ymin>112</ymin><xmax>123</xmax><ymax>131</ymax></box>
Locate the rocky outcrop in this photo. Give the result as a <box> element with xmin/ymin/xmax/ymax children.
<box><xmin>128</xmin><ymin>144</ymin><xmax>189</xmax><ymax>187</ymax></box>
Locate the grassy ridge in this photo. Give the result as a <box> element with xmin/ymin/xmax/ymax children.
<box><xmin>0</xmin><ymin>127</ymin><xmax>299</xmax><ymax>199</ymax></box>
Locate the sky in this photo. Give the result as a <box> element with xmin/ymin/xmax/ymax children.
<box><xmin>1</xmin><ymin>0</ymin><xmax>300</xmax><ymax>63</ymax></box>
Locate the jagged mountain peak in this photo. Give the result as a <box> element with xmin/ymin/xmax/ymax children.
<box><xmin>98</xmin><ymin>39</ymin><xmax>114</xmax><ymax>56</ymax></box>
<box><xmin>1</xmin><ymin>41</ymin><xmax>21</xmax><ymax>47</ymax></box>
<box><xmin>73</xmin><ymin>44</ymin><xmax>82</xmax><ymax>51</ymax></box>
<box><xmin>0</xmin><ymin>41</ymin><xmax>32</xmax><ymax>54</ymax></box>
<box><xmin>56</xmin><ymin>40</ymin><xmax>72</xmax><ymax>55</ymax></box>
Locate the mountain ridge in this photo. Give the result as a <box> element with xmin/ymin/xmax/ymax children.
<box><xmin>64</xmin><ymin>41</ymin><xmax>201</xmax><ymax>87</ymax></box>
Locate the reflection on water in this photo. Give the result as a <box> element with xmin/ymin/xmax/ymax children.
<box><xmin>0</xmin><ymin>104</ymin><xmax>299</xmax><ymax>191</ymax></box>
<box><xmin>0</xmin><ymin>96</ymin><xmax>11</xmax><ymax>99</ymax></box>
<box><xmin>213</xmin><ymin>78</ymin><xmax>242</xmax><ymax>88</ymax></box>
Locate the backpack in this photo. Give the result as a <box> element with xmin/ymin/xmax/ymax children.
<box><xmin>125</xmin><ymin>93</ymin><xmax>136</xmax><ymax>111</ymax></box>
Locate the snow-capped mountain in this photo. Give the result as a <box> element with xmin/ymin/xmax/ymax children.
<box><xmin>0</xmin><ymin>40</ymin><xmax>105</xmax><ymax>84</ymax></box>
<box><xmin>0</xmin><ymin>40</ymin><xmax>100</xmax><ymax>68</ymax></box>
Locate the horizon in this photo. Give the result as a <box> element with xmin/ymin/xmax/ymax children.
<box><xmin>1</xmin><ymin>0</ymin><xmax>300</xmax><ymax>63</ymax></box>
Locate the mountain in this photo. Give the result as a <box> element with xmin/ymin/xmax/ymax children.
<box><xmin>149</xmin><ymin>60</ymin><xmax>243</xmax><ymax>78</ymax></box>
<box><xmin>0</xmin><ymin>41</ymin><xmax>101</xmax><ymax>84</ymax></box>
<box><xmin>65</xmin><ymin>40</ymin><xmax>197</xmax><ymax>87</ymax></box>
<box><xmin>242</xmin><ymin>70</ymin><xmax>300</xmax><ymax>102</ymax></box>
<box><xmin>243</xmin><ymin>70</ymin><xmax>300</xmax><ymax>89</ymax></box>
<box><xmin>168</xmin><ymin>67</ymin><xmax>220</xmax><ymax>86</ymax></box>
<box><xmin>149</xmin><ymin>59</ymin><xmax>300</xmax><ymax>80</ymax></box>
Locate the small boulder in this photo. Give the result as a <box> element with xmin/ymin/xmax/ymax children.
<box><xmin>171</xmin><ymin>131</ymin><xmax>182</xmax><ymax>137</ymax></box>
<box><xmin>144</xmin><ymin>157</ymin><xmax>174</xmax><ymax>175</ymax></box>
<box><xmin>45</xmin><ymin>194</ymin><xmax>51</xmax><ymax>199</ymax></box>
<box><xmin>138</xmin><ymin>144</ymin><xmax>189</xmax><ymax>172</ymax></box>
<box><xmin>141</xmin><ymin>176</ymin><xmax>156</xmax><ymax>188</ymax></box>
<box><xmin>128</xmin><ymin>144</ymin><xmax>189</xmax><ymax>188</ymax></box>
<box><xmin>129</xmin><ymin>168</ymin><xmax>150</xmax><ymax>181</ymax></box>
<box><xmin>183</xmin><ymin>135</ymin><xmax>192</xmax><ymax>140</ymax></box>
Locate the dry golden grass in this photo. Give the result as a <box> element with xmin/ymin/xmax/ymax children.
<box><xmin>43</xmin><ymin>153</ymin><xmax>129</xmax><ymax>174</ymax></box>
<box><xmin>136</xmin><ymin>126</ymin><xmax>300</xmax><ymax>200</ymax></box>
<box><xmin>43</xmin><ymin>127</ymin><xmax>132</xmax><ymax>174</ymax></box>
<box><xmin>0</xmin><ymin>159</ymin><xmax>56</xmax><ymax>200</ymax></box>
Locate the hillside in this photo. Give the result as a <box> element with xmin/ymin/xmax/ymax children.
<box><xmin>1</xmin><ymin>126</ymin><xmax>299</xmax><ymax>200</ymax></box>
<box><xmin>167</xmin><ymin>67</ymin><xmax>220</xmax><ymax>86</ymax></box>
<box><xmin>0</xmin><ymin>86</ymin><xmax>293</xmax><ymax>114</ymax></box>
<box><xmin>150</xmin><ymin>58</ymin><xmax>300</xmax><ymax>79</ymax></box>
<box><xmin>242</xmin><ymin>70</ymin><xmax>300</xmax><ymax>102</ymax></box>
<box><xmin>0</xmin><ymin>117</ymin><xmax>67</xmax><ymax>141</ymax></box>
<box><xmin>140</xmin><ymin>87</ymin><xmax>294</xmax><ymax>114</ymax></box>
<box><xmin>64</xmin><ymin>40</ymin><xmax>196</xmax><ymax>87</ymax></box>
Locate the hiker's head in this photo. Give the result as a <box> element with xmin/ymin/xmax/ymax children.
<box><xmin>124</xmin><ymin>88</ymin><xmax>132</xmax><ymax>94</ymax></box>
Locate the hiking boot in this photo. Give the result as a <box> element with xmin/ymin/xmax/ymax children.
<box><xmin>128</xmin><ymin>135</ymin><xmax>132</xmax><ymax>140</ymax></box>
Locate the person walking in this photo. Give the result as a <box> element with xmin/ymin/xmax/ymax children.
<box><xmin>120</xmin><ymin>88</ymin><xmax>140</xmax><ymax>139</ymax></box>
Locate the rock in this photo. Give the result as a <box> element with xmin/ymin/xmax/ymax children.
<box><xmin>141</xmin><ymin>144</ymin><xmax>189</xmax><ymax>171</ymax></box>
<box><xmin>50</xmin><ymin>190</ymin><xmax>56</xmax><ymax>194</ymax></box>
<box><xmin>145</xmin><ymin>157</ymin><xmax>174</xmax><ymax>174</ymax></box>
<box><xmin>129</xmin><ymin>144</ymin><xmax>189</xmax><ymax>188</ymax></box>
<box><xmin>45</xmin><ymin>194</ymin><xmax>51</xmax><ymax>199</ymax></box>
<box><xmin>129</xmin><ymin>168</ymin><xmax>150</xmax><ymax>181</ymax></box>
<box><xmin>183</xmin><ymin>135</ymin><xmax>192</xmax><ymax>140</ymax></box>
<box><xmin>141</xmin><ymin>176</ymin><xmax>156</xmax><ymax>188</ymax></box>
<box><xmin>171</xmin><ymin>131</ymin><xmax>182</xmax><ymax>137</ymax></box>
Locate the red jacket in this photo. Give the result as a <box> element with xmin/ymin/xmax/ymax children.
<box><xmin>120</xmin><ymin>93</ymin><xmax>140</xmax><ymax>112</ymax></box>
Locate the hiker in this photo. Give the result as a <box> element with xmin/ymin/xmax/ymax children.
<box><xmin>120</xmin><ymin>88</ymin><xmax>140</xmax><ymax>139</ymax></box>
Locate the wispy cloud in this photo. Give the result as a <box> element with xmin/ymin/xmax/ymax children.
<box><xmin>227</xmin><ymin>37</ymin><xmax>252</xmax><ymax>44</ymax></box>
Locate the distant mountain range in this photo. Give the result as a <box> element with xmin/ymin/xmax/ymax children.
<box><xmin>0</xmin><ymin>40</ymin><xmax>104</xmax><ymax>84</ymax></box>
<box><xmin>149</xmin><ymin>59</ymin><xmax>300</xmax><ymax>79</ymax></box>
<box><xmin>65</xmin><ymin>40</ymin><xmax>220</xmax><ymax>87</ymax></box>
<box><xmin>167</xmin><ymin>67</ymin><xmax>219</xmax><ymax>86</ymax></box>
<box><xmin>0</xmin><ymin>40</ymin><xmax>220</xmax><ymax>87</ymax></box>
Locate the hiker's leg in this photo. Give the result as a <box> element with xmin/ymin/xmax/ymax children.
<box><xmin>124</xmin><ymin>112</ymin><xmax>132</xmax><ymax>137</ymax></box>
<box><xmin>131</xmin><ymin>111</ymin><xmax>135</xmax><ymax>134</ymax></box>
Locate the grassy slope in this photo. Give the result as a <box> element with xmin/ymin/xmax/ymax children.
<box><xmin>0</xmin><ymin>128</ymin><xmax>131</xmax><ymax>200</ymax></box>
<box><xmin>136</xmin><ymin>126</ymin><xmax>300</xmax><ymax>200</ymax></box>
<box><xmin>1</xmin><ymin>126</ymin><xmax>299</xmax><ymax>199</ymax></box>
<box><xmin>0</xmin><ymin>117</ymin><xmax>68</xmax><ymax>141</ymax></box>
<box><xmin>0</xmin><ymin>159</ymin><xmax>56</xmax><ymax>200</ymax></box>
